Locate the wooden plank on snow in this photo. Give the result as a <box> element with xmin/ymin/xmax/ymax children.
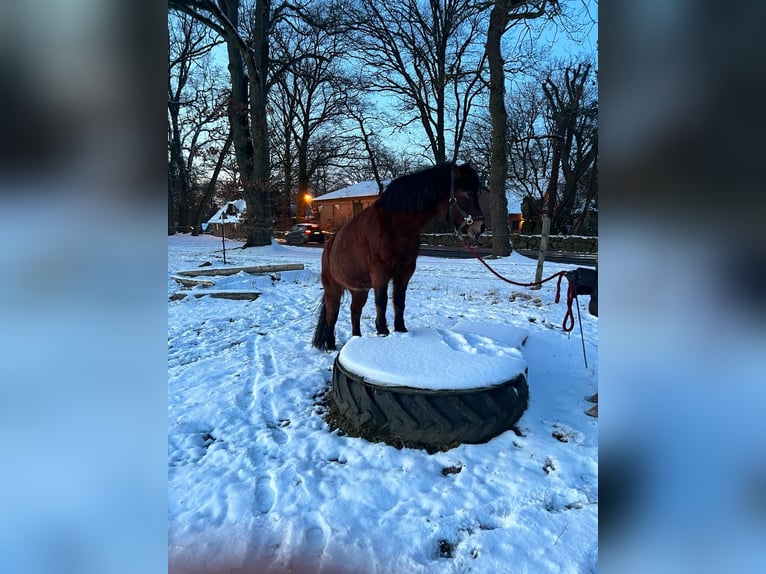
<box><xmin>170</xmin><ymin>291</ymin><xmax>262</xmax><ymax>301</ymax></box>
<box><xmin>175</xmin><ymin>263</ymin><xmax>304</xmax><ymax>277</ymax></box>
<box><xmin>171</xmin><ymin>276</ymin><xmax>215</xmax><ymax>288</ymax></box>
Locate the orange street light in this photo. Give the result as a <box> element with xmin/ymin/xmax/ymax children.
<box><xmin>304</xmin><ymin>193</ymin><xmax>313</xmax><ymax>203</ymax></box>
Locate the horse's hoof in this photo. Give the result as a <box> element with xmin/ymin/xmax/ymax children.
<box><xmin>376</xmin><ymin>330</ymin><xmax>390</xmax><ymax>337</ymax></box>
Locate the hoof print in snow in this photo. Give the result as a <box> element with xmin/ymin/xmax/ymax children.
<box><xmin>545</xmin><ymin>499</ymin><xmax>586</xmax><ymax>513</ymax></box>
<box><xmin>441</xmin><ymin>464</ymin><xmax>463</xmax><ymax>477</ymax></box>
<box><xmin>201</xmin><ymin>432</ymin><xmax>218</xmax><ymax>449</ymax></box>
<box><xmin>543</xmin><ymin>457</ymin><xmax>556</xmax><ymax>475</ymax></box>
<box><xmin>552</xmin><ymin>430</ymin><xmax>569</xmax><ymax>442</ymax></box>
<box><xmin>437</xmin><ymin>539</ymin><xmax>454</xmax><ymax>559</ymax></box>
<box><xmin>552</xmin><ymin>423</ymin><xmax>581</xmax><ymax>443</ymax></box>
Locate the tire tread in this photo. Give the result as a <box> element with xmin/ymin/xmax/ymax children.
<box><xmin>331</xmin><ymin>356</ymin><xmax>528</xmax><ymax>448</ymax></box>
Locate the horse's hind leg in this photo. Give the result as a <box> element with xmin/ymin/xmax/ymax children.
<box><xmin>322</xmin><ymin>286</ymin><xmax>342</xmax><ymax>350</ymax></box>
<box><xmin>313</xmin><ymin>265</ymin><xmax>343</xmax><ymax>350</ymax></box>
<box><xmin>349</xmin><ymin>289</ymin><xmax>369</xmax><ymax>337</ymax></box>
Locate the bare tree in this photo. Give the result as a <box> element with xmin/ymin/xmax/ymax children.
<box><xmin>344</xmin><ymin>0</ymin><xmax>487</xmax><ymax>164</ymax></box>
<box><xmin>341</xmin><ymin>92</ymin><xmax>386</xmax><ymax>193</ymax></box>
<box><xmin>168</xmin><ymin>13</ymin><xmax>221</xmax><ymax>234</ymax></box>
<box><xmin>507</xmin><ymin>79</ymin><xmax>552</xmax><ymax>210</ymax></box>
<box><xmin>483</xmin><ymin>0</ymin><xmax>559</xmax><ymax>256</ymax></box>
<box><xmin>191</xmin><ymin>130</ymin><xmax>234</xmax><ymax>234</ymax></box>
<box><xmin>544</xmin><ymin>63</ymin><xmax>597</xmax><ymax>234</ymax></box>
<box><xmin>269</xmin><ymin>6</ymin><xmax>351</xmax><ymax>222</ymax></box>
<box><xmin>461</xmin><ymin>111</ymin><xmax>493</xmax><ymax>179</ymax></box>
<box><xmin>268</xmin><ymin>74</ymin><xmax>298</xmax><ymax>225</ymax></box>
<box><xmin>182</xmin><ymin>73</ymin><xmax>231</xmax><ymax>234</ymax></box>
<box><xmin>169</xmin><ymin>0</ymin><xmax>285</xmax><ymax>247</ymax></box>
<box><xmin>506</xmin><ymin>60</ymin><xmax>597</xmax><ymax>235</ymax></box>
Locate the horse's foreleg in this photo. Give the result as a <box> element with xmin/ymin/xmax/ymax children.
<box><xmin>349</xmin><ymin>289</ymin><xmax>369</xmax><ymax>337</ymax></box>
<box><xmin>392</xmin><ymin>284</ymin><xmax>407</xmax><ymax>333</ymax></box>
<box><xmin>392</xmin><ymin>268</ymin><xmax>415</xmax><ymax>333</ymax></box>
<box><xmin>372</xmin><ymin>283</ymin><xmax>390</xmax><ymax>336</ymax></box>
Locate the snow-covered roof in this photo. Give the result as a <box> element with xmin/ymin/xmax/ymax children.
<box><xmin>507</xmin><ymin>197</ymin><xmax>523</xmax><ymax>214</ymax></box>
<box><xmin>314</xmin><ymin>180</ymin><xmax>524</xmax><ymax>214</ymax></box>
<box><xmin>202</xmin><ymin>199</ymin><xmax>247</xmax><ymax>230</ymax></box>
<box><xmin>504</xmin><ymin>189</ymin><xmax>525</xmax><ymax>214</ymax></box>
<box><xmin>313</xmin><ymin>180</ymin><xmax>389</xmax><ymax>202</ymax></box>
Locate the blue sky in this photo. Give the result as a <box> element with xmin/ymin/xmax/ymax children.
<box><xmin>187</xmin><ymin>0</ymin><xmax>598</xmax><ymax>172</ymax></box>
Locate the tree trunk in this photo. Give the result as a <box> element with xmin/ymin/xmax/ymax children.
<box><xmin>485</xmin><ymin>4</ymin><xmax>511</xmax><ymax>256</ymax></box>
<box><xmin>168</xmin><ymin>167</ymin><xmax>176</xmax><ymax>235</ymax></box>
<box><xmin>168</xmin><ymin>104</ymin><xmax>192</xmax><ymax>233</ymax></box>
<box><xmin>297</xmin><ymin>134</ymin><xmax>310</xmax><ymax>219</ymax></box>
<box><xmin>221</xmin><ymin>1</ymin><xmax>255</xmax><ymax>187</ymax></box>
<box><xmin>169</xmin><ymin>0</ymin><xmax>274</xmax><ymax>246</ymax></box>
<box><xmin>218</xmin><ymin>0</ymin><xmax>273</xmax><ymax>248</ymax></box>
<box><xmin>279</xmin><ymin>120</ymin><xmax>293</xmax><ymax>224</ymax></box>
<box><xmin>533</xmin><ymin>208</ymin><xmax>552</xmax><ymax>289</ymax></box>
<box><xmin>534</xmin><ymin>136</ymin><xmax>562</xmax><ymax>286</ymax></box>
<box><xmin>280</xmin><ymin>172</ymin><xmax>292</xmax><ymax>225</ymax></box>
<box><xmin>574</xmin><ymin>148</ymin><xmax>597</xmax><ymax>235</ymax></box>
<box><xmin>192</xmin><ymin>131</ymin><xmax>233</xmax><ymax>235</ymax></box>
<box><xmin>242</xmin><ymin>0</ymin><xmax>273</xmax><ymax>247</ymax></box>
<box><xmin>532</xmin><ymin>192</ymin><xmax>552</xmax><ymax>289</ymax></box>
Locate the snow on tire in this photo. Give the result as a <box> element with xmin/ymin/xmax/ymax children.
<box><xmin>330</xmin><ymin>354</ymin><xmax>529</xmax><ymax>451</ymax></box>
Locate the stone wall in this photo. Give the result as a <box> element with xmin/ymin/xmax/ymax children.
<box><xmin>279</xmin><ymin>230</ymin><xmax>598</xmax><ymax>253</ymax></box>
<box><xmin>508</xmin><ymin>234</ymin><xmax>598</xmax><ymax>253</ymax></box>
<box><xmin>419</xmin><ymin>233</ymin><xmax>598</xmax><ymax>253</ymax></box>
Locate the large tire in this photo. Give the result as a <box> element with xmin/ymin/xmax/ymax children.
<box><xmin>331</xmin><ymin>354</ymin><xmax>528</xmax><ymax>450</ymax></box>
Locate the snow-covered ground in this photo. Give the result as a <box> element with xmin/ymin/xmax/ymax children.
<box><xmin>168</xmin><ymin>233</ymin><xmax>598</xmax><ymax>573</ymax></box>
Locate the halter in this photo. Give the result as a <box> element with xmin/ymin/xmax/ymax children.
<box><xmin>447</xmin><ymin>167</ymin><xmax>483</xmax><ymax>233</ymax></box>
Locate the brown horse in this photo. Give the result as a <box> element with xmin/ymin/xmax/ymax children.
<box><xmin>312</xmin><ymin>162</ymin><xmax>486</xmax><ymax>351</ymax></box>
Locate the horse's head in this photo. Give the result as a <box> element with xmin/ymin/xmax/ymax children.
<box><xmin>449</xmin><ymin>163</ymin><xmax>486</xmax><ymax>239</ymax></box>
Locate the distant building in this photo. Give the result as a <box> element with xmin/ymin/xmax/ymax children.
<box><xmin>202</xmin><ymin>199</ymin><xmax>247</xmax><ymax>238</ymax></box>
<box><xmin>507</xmin><ymin>197</ymin><xmax>523</xmax><ymax>233</ymax></box>
<box><xmin>311</xmin><ymin>181</ymin><xmax>387</xmax><ymax>232</ymax></box>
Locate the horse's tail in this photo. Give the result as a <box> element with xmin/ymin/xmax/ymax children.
<box><xmin>312</xmin><ymin>299</ymin><xmax>333</xmax><ymax>350</ymax></box>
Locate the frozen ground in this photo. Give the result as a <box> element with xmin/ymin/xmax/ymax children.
<box><xmin>168</xmin><ymin>233</ymin><xmax>598</xmax><ymax>573</ymax></box>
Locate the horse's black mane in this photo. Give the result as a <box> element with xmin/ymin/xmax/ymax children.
<box><xmin>376</xmin><ymin>162</ymin><xmax>463</xmax><ymax>213</ymax></box>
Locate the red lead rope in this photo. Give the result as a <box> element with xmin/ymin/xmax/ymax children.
<box><xmin>458</xmin><ymin>237</ymin><xmax>575</xmax><ymax>332</ymax></box>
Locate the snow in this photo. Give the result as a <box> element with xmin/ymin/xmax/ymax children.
<box><xmin>168</xmin><ymin>233</ymin><xmax>598</xmax><ymax>573</ymax></box>
<box><xmin>338</xmin><ymin>327</ymin><xmax>527</xmax><ymax>390</ymax></box>
<box><xmin>314</xmin><ymin>179</ymin><xmax>389</xmax><ymax>201</ymax></box>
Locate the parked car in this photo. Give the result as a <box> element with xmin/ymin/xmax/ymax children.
<box><xmin>285</xmin><ymin>223</ymin><xmax>324</xmax><ymax>244</ymax></box>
